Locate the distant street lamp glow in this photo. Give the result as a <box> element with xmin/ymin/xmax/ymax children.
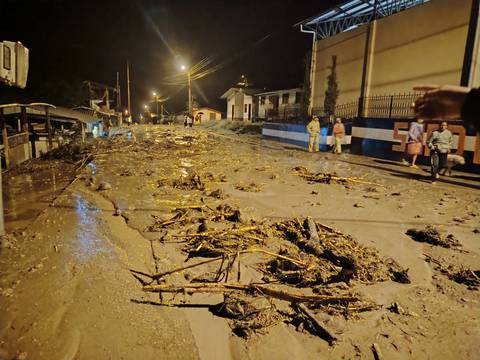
<box><xmin>180</xmin><ymin>65</ymin><xmax>186</xmax><ymax>71</ymax></box>
<box><xmin>152</xmin><ymin>91</ymin><xmax>157</xmax><ymax>96</ymax></box>
<box><xmin>144</xmin><ymin>104</ymin><xmax>149</xmax><ymax>110</ymax></box>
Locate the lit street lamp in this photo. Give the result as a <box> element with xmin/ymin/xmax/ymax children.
<box><xmin>152</xmin><ymin>91</ymin><xmax>162</xmax><ymax>123</ymax></box>
<box><xmin>180</xmin><ymin>64</ymin><xmax>192</xmax><ymax>115</ymax></box>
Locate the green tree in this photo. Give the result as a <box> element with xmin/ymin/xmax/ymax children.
<box><xmin>324</xmin><ymin>55</ymin><xmax>339</xmax><ymax>117</ymax></box>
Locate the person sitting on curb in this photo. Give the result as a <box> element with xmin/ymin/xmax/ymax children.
<box><xmin>332</xmin><ymin>117</ymin><xmax>345</xmax><ymax>154</ymax></box>
<box><xmin>306</xmin><ymin>116</ymin><xmax>320</xmax><ymax>153</ymax></box>
<box><xmin>426</xmin><ymin>121</ymin><xmax>453</xmax><ymax>184</ymax></box>
<box><xmin>401</xmin><ymin>118</ymin><xmax>424</xmax><ymax>168</ymax></box>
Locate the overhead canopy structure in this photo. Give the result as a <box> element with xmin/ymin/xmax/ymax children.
<box><xmin>301</xmin><ymin>0</ymin><xmax>430</xmax><ymax>39</ymax></box>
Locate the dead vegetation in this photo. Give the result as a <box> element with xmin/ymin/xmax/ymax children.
<box><xmin>293</xmin><ymin>166</ymin><xmax>382</xmax><ymax>187</ymax></box>
<box><xmin>406</xmin><ymin>226</ymin><xmax>461</xmax><ymax>248</ymax></box>
<box><xmin>424</xmin><ymin>254</ymin><xmax>479</xmax><ymax>290</ymax></box>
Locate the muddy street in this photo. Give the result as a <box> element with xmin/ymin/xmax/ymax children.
<box><xmin>0</xmin><ymin>125</ymin><xmax>479</xmax><ymax>360</ymax></box>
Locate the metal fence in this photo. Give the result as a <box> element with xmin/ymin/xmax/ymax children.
<box><xmin>361</xmin><ymin>93</ymin><xmax>420</xmax><ymax>119</ymax></box>
<box><xmin>310</xmin><ymin>92</ymin><xmax>422</xmax><ymax>121</ymax></box>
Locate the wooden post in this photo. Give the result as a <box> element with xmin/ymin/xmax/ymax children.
<box><xmin>81</xmin><ymin>122</ymin><xmax>85</xmax><ymax>143</ymax></box>
<box><xmin>0</xmin><ymin>107</ymin><xmax>5</xmax><ymax>234</ymax></box>
<box><xmin>45</xmin><ymin>106</ymin><xmax>52</xmax><ymax>152</ymax></box>
<box><xmin>1</xmin><ymin>108</ymin><xmax>9</xmax><ymax>170</ymax></box>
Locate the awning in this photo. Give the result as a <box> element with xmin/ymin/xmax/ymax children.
<box><xmin>300</xmin><ymin>0</ymin><xmax>430</xmax><ymax>39</ymax></box>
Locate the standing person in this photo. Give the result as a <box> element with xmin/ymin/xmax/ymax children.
<box><xmin>426</xmin><ymin>121</ymin><xmax>453</xmax><ymax>183</ymax></box>
<box><xmin>306</xmin><ymin>116</ymin><xmax>320</xmax><ymax>152</ymax></box>
<box><xmin>187</xmin><ymin>113</ymin><xmax>193</xmax><ymax>128</ymax></box>
<box><xmin>401</xmin><ymin>118</ymin><xmax>424</xmax><ymax>168</ymax></box>
<box><xmin>332</xmin><ymin>117</ymin><xmax>345</xmax><ymax>154</ymax></box>
<box><xmin>183</xmin><ymin>113</ymin><xmax>188</xmax><ymax>127</ymax></box>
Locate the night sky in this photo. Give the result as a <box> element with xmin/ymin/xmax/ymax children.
<box><xmin>0</xmin><ymin>0</ymin><xmax>339</xmax><ymax>113</ymax></box>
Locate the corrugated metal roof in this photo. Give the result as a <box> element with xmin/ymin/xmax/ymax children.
<box><xmin>301</xmin><ymin>0</ymin><xmax>430</xmax><ymax>39</ymax></box>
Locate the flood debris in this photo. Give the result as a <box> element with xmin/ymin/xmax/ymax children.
<box><xmin>211</xmin><ymin>294</ymin><xmax>283</xmax><ymax>338</ymax></box>
<box><xmin>234</xmin><ymin>182</ymin><xmax>263</xmax><ymax>192</ymax></box>
<box><xmin>424</xmin><ymin>254</ymin><xmax>479</xmax><ymax>290</ymax></box>
<box><xmin>293</xmin><ymin>303</ymin><xmax>337</xmax><ymax>345</ymax></box>
<box><xmin>172</xmin><ymin>171</ymin><xmax>205</xmax><ymax>191</ymax></box>
<box><xmin>406</xmin><ymin>226</ymin><xmax>461</xmax><ymax>248</ymax></box>
<box><xmin>273</xmin><ymin>218</ymin><xmax>410</xmax><ymax>284</ymax></box>
<box><xmin>293</xmin><ymin>166</ymin><xmax>382</xmax><ymax>187</ymax></box>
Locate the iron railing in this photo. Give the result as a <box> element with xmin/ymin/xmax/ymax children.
<box><xmin>360</xmin><ymin>93</ymin><xmax>420</xmax><ymax>119</ymax></box>
<box><xmin>311</xmin><ymin>92</ymin><xmax>421</xmax><ymax>121</ymax></box>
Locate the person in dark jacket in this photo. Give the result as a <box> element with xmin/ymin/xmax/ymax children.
<box><xmin>413</xmin><ymin>85</ymin><xmax>480</xmax><ymax>130</ymax></box>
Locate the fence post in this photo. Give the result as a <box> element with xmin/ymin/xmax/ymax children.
<box><xmin>357</xmin><ymin>96</ymin><xmax>364</xmax><ymax>118</ymax></box>
<box><xmin>388</xmin><ymin>96</ymin><xmax>394</xmax><ymax>119</ymax></box>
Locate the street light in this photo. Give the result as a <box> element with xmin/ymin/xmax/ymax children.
<box><xmin>152</xmin><ymin>91</ymin><xmax>160</xmax><ymax>122</ymax></box>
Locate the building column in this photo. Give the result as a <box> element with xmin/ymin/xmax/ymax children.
<box><xmin>45</xmin><ymin>106</ymin><xmax>52</xmax><ymax>152</ymax></box>
<box><xmin>358</xmin><ymin>20</ymin><xmax>377</xmax><ymax>117</ymax></box>
<box><xmin>461</xmin><ymin>0</ymin><xmax>480</xmax><ymax>86</ymax></box>
<box><xmin>308</xmin><ymin>38</ymin><xmax>318</xmax><ymax>116</ymax></box>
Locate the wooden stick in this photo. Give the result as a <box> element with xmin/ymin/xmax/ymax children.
<box><xmin>142</xmin><ymin>248</ymin><xmax>306</xmax><ymax>281</ymax></box>
<box><xmin>173</xmin><ymin>205</ymin><xmax>205</xmax><ymax>210</ymax></box>
<box><xmin>371</xmin><ymin>343</ymin><xmax>383</xmax><ymax>360</ymax></box>
<box><xmin>295</xmin><ymin>303</ymin><xmax>337</xmax><ymax>345</ymax></box>
<box><xmin>149</xmin><ymin>257</ymin><xmax>223</xmax><ymax>280</ymax></box>
<box><xmin>143</xmin><ymin>283</ymin><xmax>359</xmax><ymax>304</ymax></box>
<box><xmin>177</xmin><ymin>226</ymin><xmax>259</xmax><ymax>238</ymax></box>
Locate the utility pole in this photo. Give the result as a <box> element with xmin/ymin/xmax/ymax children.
<box><xmin>116</xmin><ymin>71</ymin><xmax>121</xmax><ymax>112</ymax></box>
<box><xmin>126</xmin><ymin>61</ymin><xmax>131</xmax><ymax>116</ymax></box>
<box><xmin>187</xmin><ymin>71</ymin><xmax>192</xmax><ymax>115</ymax></box>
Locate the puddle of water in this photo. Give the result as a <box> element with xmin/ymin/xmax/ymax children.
<box><xmin>2</xmin><ymin>165</ymin><xmax>76</xmax><ymax>232</ymax></box>
<box><xmin>73</xmin><ymin>195</ymin><xmax>110</xmax><ymax>262</ymax></box>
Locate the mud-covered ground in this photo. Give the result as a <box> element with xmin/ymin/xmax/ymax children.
<box><xmin>0</xmin><ymin>124</ymin><xmax>479</xmax><ymax>360</ymax></box>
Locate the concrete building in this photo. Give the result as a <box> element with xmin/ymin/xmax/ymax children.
<box><xmin>301</xmin><ymin>0</ymin><xmax>480</xmax><ymax>114</ymax></box>
<box><xmin>220</xmin><ymin>87</ymin><xmax>259</xmax><ymax>121</ymax></box>
<box><xmin>256</xmin><ymin>88</ymin><xmax>303</xmax><ymax>121</ymax></box>
<box><xmin>261</xmin><ymin>0</ymin><xmax>480</xmax><ymax>173</ymax></box>
<box><xmin>193</xmin><ymin>107</ymin><xmax>222</xmax><ymax>123</ymax></box>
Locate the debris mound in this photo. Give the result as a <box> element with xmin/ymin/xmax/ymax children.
<box><xmin>234</xmin><ymin>182</ymin><xmax>263</xmax><ymax>192</ymax></box>
<box><xmin>406</xmin><ymin>226</ymin><xmax>461</xmax><ymax>248</ymax></box>
<box><xmin>293</xmin><ymin>166</ymin><xmax>381</xmax><ymax>186</ymax></box>
<box><xmin>273</xmin><ymin>219</ymin><xmax>409</xmax><ymax>284</ymax></box>
<box><xmin>211</xmin><ymin>294</ymin><xmax>282</xmax><ymax>338</ymax></box>
<box><xmin>172</xmin><ymin>171</ymin><xmax>205</xmax><ymax>191</ymax></box>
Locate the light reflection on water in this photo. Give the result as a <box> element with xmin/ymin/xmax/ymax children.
<box><xmin>86</xmin><ymin>162</ymin><xmax>97</xmax><ymax>175</ymax></box>
<box><xmin>73</xmin><ymin>195</ymin><xmax>110</xmax><ymax>262</ymax></box>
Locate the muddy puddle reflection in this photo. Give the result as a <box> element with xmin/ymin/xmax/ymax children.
<box><xmin>2</xmin><ymin>163</ymin><xmax>76</xmax><ymax>232</ymax></box>
<box><xmin>73</xmin><ymin>194</ymin><xmax>111</xmax><ymax>262</ymax></box>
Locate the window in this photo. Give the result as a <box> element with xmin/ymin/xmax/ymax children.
<box><xmin>3</xmin><ymin>45</ymin><xmax>11</xmax><ymax>70</ymax></box>
<box><xmin>295</xmin><ymin>92</ymin><xmax>302</xmax><ymax>104</ymax></box>
<box><xmin>244</xmin><ymin>104</ymin><xmax>248</xmax><ymax>112</ymax></box>
<box><xmin>260</xmin><ymin>96</ymin><xmax>265</xmax><ymax>105</ymax></box>
<box><xmin>282</xmin><ymin>93</ymin><xmax>289</xmax><ymax>104</ymax></box>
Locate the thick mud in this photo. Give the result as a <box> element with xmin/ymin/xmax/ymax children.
<box><xmin>0</xmin><ymin>125</ymin><xmax>479</xmax><ymax>360</ymax></box>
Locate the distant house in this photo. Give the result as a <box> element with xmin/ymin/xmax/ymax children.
<box><xmin>256</xmin><ymin>87</ymin><xmax>303</xmax><ymax>121</ymax></box>
<box><xmin>220</xmin><ymin>87</ymin><xmax>259</xmax><ymax>121</ymax></box>
<box><xmin>193</xmin><ymin>107</ymin><xmax>222</xmax><ymax>123</ymax></box>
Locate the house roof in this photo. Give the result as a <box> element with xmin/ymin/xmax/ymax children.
<box><xmin>300</xmin><ymin>0</ymin><xmax>430</xmax><ymax>39</ymax></box>
<box><xmin>0</xmin><ymin>103</ymin><xmax>103</xmax><ymax>124</ymax></box>
<box><xmin>194</xmin><ymin>107</ymin><xmax>222</xmax><ymax>114</ymax></box>
<box><xmin>220</xmin><ymin>87</ymin><xmax>260</xmax><ymax>99</ymax></box>
<box><xmin>255</xmin><ymin>87</ymin><xmax>303</xmax><ymax>96</ymax></box>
